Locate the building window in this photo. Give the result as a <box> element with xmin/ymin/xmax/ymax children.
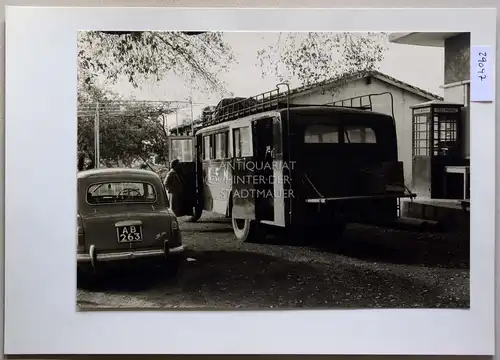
<box><xmin>413</xmin><ymin>115</ymin><xmax>430</xmax><ymax>156</ymax></box>
<box><xmin>433</xmin><ymin>115</ymin><xmax>458</xmax><ymax>156</ymax></box>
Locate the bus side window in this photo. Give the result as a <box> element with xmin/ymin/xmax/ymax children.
<box><xmin>233</xmin><ymin>126</ymin><xmax>251</xmax><ymax>157</ymax></box>
<box><xmin>215</xmin><ymin>131</ymin><xmax>229</xmax><ymax>159</ymax></box>
<box><xmin>233</xmin><ymin>128</ymin><xmax>241</xmax><ymax>157</ymax></box>
<box><xmin>203</xmin><ymin>135</ymin><xmax>215</xmax><ymax>160</ymax></box>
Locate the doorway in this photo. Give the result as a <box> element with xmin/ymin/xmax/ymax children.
<box><xmin>252</xmin><ymin>117</ymin><xmax>275</xmax><ymax>221</ymax></box>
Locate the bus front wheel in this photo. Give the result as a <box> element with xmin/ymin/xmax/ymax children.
<box><xmin>231</xmin><ymin>216</ymin><xmax>260</xmax><ymax>242</ymax></box>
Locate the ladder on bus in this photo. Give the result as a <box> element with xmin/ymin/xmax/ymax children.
<box><xmin>323</xmin><ymin>92</ymin><xmax>396</xmax><ymax>120</ymax></box>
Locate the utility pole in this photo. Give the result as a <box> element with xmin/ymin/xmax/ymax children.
<box><xmin>190</xmin><ymin>97</ymin><xmax>195</xmax><ymax>136</ymax></box>
<box><xmin>175</xmin><ymin>106</ymin><xmax>179</xmax><ymax>136</ymax></box>
<box><xmin>161</xmin><ymin>114</ymin><xmax>167</xmax><ymax>136</ymax></box>
<box><xmin>94</xmin><ymin>101</ymin><xmax>100</xmax><ymax>169</ymax></box>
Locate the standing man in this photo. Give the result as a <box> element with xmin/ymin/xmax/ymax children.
<box><xmin>164</xmin><ymin>159</ymin><xmax>184</xmax><ymax>216</ymax></box>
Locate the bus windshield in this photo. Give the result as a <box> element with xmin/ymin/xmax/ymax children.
<box><xmin>170</xmin><ymin>138</ymin><xmax>193</xmax><ymax>162</ymax></box>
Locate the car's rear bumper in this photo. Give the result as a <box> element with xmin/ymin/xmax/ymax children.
<box><xmin>77</xmin><ymin>242</ymin><xmax>185</xmax><ymax>267</ymax></box>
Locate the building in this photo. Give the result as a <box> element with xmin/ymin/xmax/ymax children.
<box><xmin>169</xmin><ymin>120</ymin><xmax>203</xmax><ymax>136</ymax></box>
<box><xmin>168</xmin><ymin>71</ymin><xmax>441</xmax><ymax>188</ymax></box>
<box><xmin>388</xmin><ymin>32</ymin><xmax>470</xmax><ymax>231</ymax></box>
<box><xmin>285</xmin><ymin>70</ymin><xmax>443</xmax><ymax>188</ymax></box>
<box><xmin>169</xmin><ymin>106</ymin><xmax>216</xmax><ymax>136</ymax></box>
<box><xmin>389</xmin><ymin>33</ymin><xmax>470</xmax><ymax>159</ymax></box>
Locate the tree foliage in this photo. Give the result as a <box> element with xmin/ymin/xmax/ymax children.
<box><xmin>76</xmin><ymin>31</ymin><xmax>389</xmax><ymax>170</ymax></box>
<box><xmin>78</xmin><ymin>31</ymin><xmax>236</xmax><ymax>94</ymax></box>
<box><xmin>77</xmin><ymin>88</ymin><xmax>174</xmax><ymax>168</ymax></box>
<box><xmin>78</xmin><ymin>31</ymin><xmax>387</xmax><ymax>97</ymax></box>
<box><xmin>257</xmin><ymin>32</ymin><xmax>387</xmax><ymax>87</ymax></box>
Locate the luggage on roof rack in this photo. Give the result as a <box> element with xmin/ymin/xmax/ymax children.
<box><xmin>203</xmin><ymin>83</ymin><xmax>291</xmax><ymax>126</ymax></box>
<box><xmin>200</xmin><ymin>85</ymin><xmax>396</xmax><ymax>129</ymax></box>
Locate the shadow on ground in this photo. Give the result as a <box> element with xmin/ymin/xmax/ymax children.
<box><xmin>207</xmin><ymin>220</ymin><xmax>470</xmax><ymax>270</ymax></box>
<box><xmin>181</xmin><ymin>215</ymin><xmax>231</xmax><ymax>225</ymax></box>
<box><xmin>282</xmin><ymin>225</ymin><xmax>468</xmax><ymax>270</ymax></box>
<box><xmin>77</xmin><ymin>261</ymin><xmax>179</xmax><ymax>293</ymax></box>
<box><xmin>332</xmin><ymin>225</ymin><xmax>469</xmax><ymax>270</ymax></box>
<box><xmin>79</xmin><ymin>250</ymin><xmax>469</xmax><ymax>309</ymax></box>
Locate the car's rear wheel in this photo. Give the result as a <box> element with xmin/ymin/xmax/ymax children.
<box><xmin>77</xmin><ymin>265</ymin><xmax>101</xmax><ymax>289</ymax></box>
<box><xmin>231</xmin><ymin>216</ymin><xmax>261</xmax><ymax>242</ymax></box>
<box><xmin>163</xmin><ymin>257</ymin><xmax>182</xmax><ymax>277</ymax></box>
<box><xmin>314</xmin><ymin>219</ymin><xmax>347</xmax><ymax>248</ymax></box>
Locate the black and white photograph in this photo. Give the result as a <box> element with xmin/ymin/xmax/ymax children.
<box><xmin>76</xmin><ymin>31</ymin><xmax>471</xmax><ymax>310</ymax></box>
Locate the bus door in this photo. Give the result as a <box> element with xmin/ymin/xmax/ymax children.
<box><xmin>168</xmin><ymin>135</ymin><xmax>200</xmax><ymax>216</ymax></box>
<box><xmin>252</xmin><ymin>117</ymin><xmax>276</xmax><ymax>222</ymax></box>
<box><xmin>230</xmin><ymin>118</ymin><xmax>280</xmax><ymax>222</ymax></box>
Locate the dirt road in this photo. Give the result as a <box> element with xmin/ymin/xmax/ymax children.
<box><xmin>77</xmin><ymin>213</ymin><xmax>469</xmax><ymax>309</ymax></box>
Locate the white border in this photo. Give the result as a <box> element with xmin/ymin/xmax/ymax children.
<box><xmin>4</xmin><ymin>6</ymin><xmax>496</xmax><ymax>355</ymax></box>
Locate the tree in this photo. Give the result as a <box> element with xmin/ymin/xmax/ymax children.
<box><xmin>77</xmin><ymin>31</ymin><xmax>236</xmax><ymax>95</ymax></box>
<box><xmin>77</xmin><ymin>87</ymin><xmax>174</xmax><ymax>168</ymax></box>
<box><xmin>257</xmin><ymin>32</ymin><xmax>387</xmax><ymax>88</ymax></box>
<box><xmin>78</xmin><ymin>31</ymin><xmax>387</xmax><ymax>97</ymax></box>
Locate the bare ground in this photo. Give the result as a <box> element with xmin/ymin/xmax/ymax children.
<box><xmin>77</xmin><ymin>213</ymin><xmax>469</xmax><ymax>310</ymax></box>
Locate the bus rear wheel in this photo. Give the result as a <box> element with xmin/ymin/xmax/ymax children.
<box><xmin>231</xmin><ymin>216</ymin><xmax>261</xmax><ymax>242</ymax></box>
<box><xmin>315</xmin><ymin>220</ymin><xmax>347</xmax><ymax>248</ymax></box>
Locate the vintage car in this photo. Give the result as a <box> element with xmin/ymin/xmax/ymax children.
<box><xmin>76</xmin><ymin>168</ymin><xmax>185</xmax><ymax>276</ymax></box>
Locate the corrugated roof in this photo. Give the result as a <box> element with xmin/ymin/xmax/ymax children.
<box><xmin>169</xmin><ymin>120</ymin><xmax>203</xmax><ymax>132</ymax></box>
<box><xmin>169</xmin><ymin>70</ymin><xmax>442</xmax><ymax>133</ymax></box>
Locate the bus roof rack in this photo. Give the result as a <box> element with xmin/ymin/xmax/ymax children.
<box><xmin>203</xmin><ymin>83</ymin><xmax>292</xmax><ymax>126</ymax></box>
<box><xmin>202</xmin><ymin>87</ymin><xmax>396</xmax><ymax>128</ymax></box>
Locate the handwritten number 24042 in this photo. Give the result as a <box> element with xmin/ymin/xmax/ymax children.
<box><xmin>478</xmin><ymin>52</ymin><xmax>487</xmax><ymax>81</ymax></box>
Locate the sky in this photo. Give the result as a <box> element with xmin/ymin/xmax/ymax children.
<box><xmin>102</xmin><ymin>32</ymin><xmax>445</xmax><ymax>129</ymax></box>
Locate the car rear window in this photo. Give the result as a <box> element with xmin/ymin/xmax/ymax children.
<box><xmin>86</xmin><ymin>182</ymin><xmax>157</xmax><ymax>204</ymax></box>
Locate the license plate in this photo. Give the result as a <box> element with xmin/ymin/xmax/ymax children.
<box><xmin>116</xmin><ymin>225</ymin><xmax>143</xmax><ymax>243</ymax></box>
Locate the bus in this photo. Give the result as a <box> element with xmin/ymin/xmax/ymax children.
<box><xmin>169</xmin><ymin>84</ymin><xmax>415</xmax><ymax>243</ymax></box>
